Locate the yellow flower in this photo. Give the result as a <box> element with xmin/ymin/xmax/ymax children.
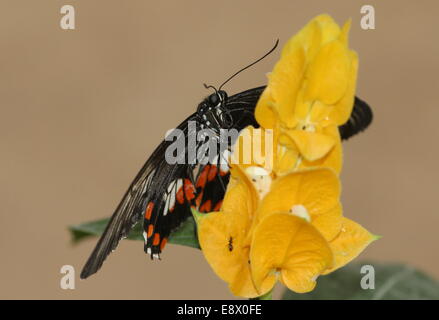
<box><xmin>255</xmin><ymin>168</ymin><xmax>343</xmax><ymax>242</ymax></box>
<box><xmin>276</xmin><ymin>14</ymin><xmax>358</xmax><ymax>127</ymax></box>
<box><xmin>255</xmin><ymin>14</ymin><xmax>357</xmax><ymax>171</ymax></box>
<box><xmin>323</xmin><ymin>217</ymin><xmax>379</xmax><ymax>275</ymax></box>
<box><xmin>195</xmin><ymin>165</ymin><xmax>376</xmax><ymax>297</ymax></box>
<box><xmin>195</xmin><ymin>14</ymin><xmax>377</xmax><ymax>299</ymax></box>
<box><xmin>195</xmin><ymin>167</ymin><xmax>271</xmax><ymax>298</ymax></box>
<box><xmin>250</xmin><ymin>213</ymin><xmax>333</xmax><ymax>293</ymax></box>
<box><xmin>276</xmin><ymin>123</ymin><xmax>342</xmax><ymax>175</ymax></box>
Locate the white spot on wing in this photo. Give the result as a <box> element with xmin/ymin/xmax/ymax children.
<box><xmin>220</xmin><ymin>149</ymin><xmax>230</xmax><ymax>173</ymax></box>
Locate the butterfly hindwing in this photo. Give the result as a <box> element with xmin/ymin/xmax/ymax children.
<box><xmin>80</xmin><ymin>115</ymin><xmax>197</xmax><ymax>278</ymax></box>
<box><xmin>339</xmin><ymin>97</ymin><xmax>373</xmax><ymax>140</ymax></box>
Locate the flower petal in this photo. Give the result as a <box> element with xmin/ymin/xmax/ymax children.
<box><xmin>251</xmin><ymin>213</ymin><xmax>333</xmax><ymax>293</ymax></box>
<box><xmin>322</xmin><ymin>217</ymin><xmax>378</xmax><ymax>275</ymax></box>
<box><xmin>298</xmin><ymin>124</ymin><xmax>343</xmax><ymax>174</ymax></box>
<box><xmin>281</xmin><ymin>14</ymin><xmax>341</xmax><ymax>60</ymax></box>
<box><xmin>330</xmin><ymin>50</ymin><xmax>358</xmax><ymax>125</ymax></box>
<box><xmin>197</xmin><ymin>211</ymin><xmax>250</xmax><ymax>283</ymax></box>
<box><xmin>270</xmin><ymin>47</ymin><xmax>306</xmax><ymax>128</ymax></box>
<box><xmin>231</xmin><ymin>126</ymin><xmax>275</xmax><ymax>172</ymax></box>
<box><xmin>259</xmin><ymin>168</ymin><xmax>340</xmax><ymax>215</ymax></box>
<box><xmin>305</xmin><ymin>40</ymin><xmax>350</xmax><ymax>105</ymax></box>
<box><xmin>229</xmin><ymin>262</ymin><xmax>273</xmax><ymax>298</ymax></box>
<box><xmin>222</xmin><ymin>167</ymin><xmax>257</xmax><ymax>219</ymax></box>
<box><xmin>274</xmin><ymin>144</ymin><xmax>300</xmax><ymax>176</ymax></box>
<box><xmin>255</xmin><ymin>88</ymin><xmax>278</xmax><ymax>129</ymax></box>
<box><xmin>312</xmin><ymin>203</ymin><xmax>343</xmax><ymax>242</ymax></box>
<box><xmin>287</xmin><ymin>130</ymin><xmax>336</xmax><ymax>161</ymax></box>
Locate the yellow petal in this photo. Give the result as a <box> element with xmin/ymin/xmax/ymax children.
<box><xmin>274</xmin><ymin>144</ymin><xmax>300</xmax><ymax>176</ymax></box>
<box><xmin>230</xmin><ymin>126</ymin><xmax>276</xmax><ymax>173</ymax></box>
<box><xmin>221</xmin><ymin>173</ymin><xmax>255</xmax><ymax>220</ymax></box>
<box><xmin>196</xmin><ymin>173</ymin><xmax>263</xmax><ymax>298</ymax></box>
<box><xmin>287</xmin><ymin>130</ymin><xmax>336</xmax><ymax>161</ymax></box>
<box><xmin>322</xmin><ymin>217</ymin><xmax>378</xmax><ymax>275</ymax></box>
<box><xmin>338</xmin><ymin>19</ymin><xmax>352</xmax><ymax>46</ymax></box>
<box><xmin>298</xmin><ymin>124</ymin><xmax>343</xmax><ymax>174</ymax></box>
<box><xmin>305</xmin><ymin>40</ymin><xmax>350</xmax><ymax>105</ymax></box>
<box><xmin>317</xmin><ymin>14</ymin><xmax>342</xmax><ymax>45</ymax></box>
<box><xmin>312</xmin><ymin>203</ymin><xmax>343</xmax><ymax>241</ymax></box>
<box><xmin>270</xmin><ymin>47</ymin><xmax>306</xmax><ymax>128</ymax></box>
<box><xmin>255</xmin><ymin>88</ymin><xmax>278</xmax><ymax>129</ymax></box>
<box><xmin>281</xmin><ymin>18</ymin><xmax>321</xmax><ymax>59</ymax></box>
<box><xmin>229</xmin><ymin>262</ymin><xmax>273</xmax><ymax>298</ymax></box>
<box><xmin>282</xmin><ymin>14</ymin><xmax>341</xmax><ymax>60</ymax></box>
<box><xmin>309</xmin><ymin>100</ymin><xmax>332</xmax><ymax>123</ymax></box>
<box><xmin>292</xmin><ymin>88</ymin><xmax>316</xmax><ymax>123</ymax></box>
<box><xmin>251</xmin><ymin>213</ymin><xmax>333</xmax><ymax>293</ymax></box>
<box><xmin>330</xmin><ymin>50</ymin><xmax>358</xmax><ymax>125</ymax></box>
<box><xmin>197</xmin><ymin>211</ymin><xmax>250</xmax><ymax>283</ymax></box>
<box><xmin>256</xmin><ymin>168</ymin><xmax>342</xmax><ymax>240</ymax></box>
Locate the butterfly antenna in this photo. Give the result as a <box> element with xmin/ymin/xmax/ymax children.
<box><xmin>218</xmin><ymin>39</ymin><xmax>279</xmax><ymax>91</ymax></box>
<box><xmin>203</xmin><ymin>83</ymin><xmax>218</xmax><ymax>94</ymax></box>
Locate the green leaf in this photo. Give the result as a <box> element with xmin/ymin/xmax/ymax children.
<box><xmin>69</xmin><ymin>216</ymin><xmax>200</xmax><ymax>249</ymax></box>
<box><xmin>282</xmin><ymin>261</ymin><xmax>439</xmax><ymax>300</ymax></box>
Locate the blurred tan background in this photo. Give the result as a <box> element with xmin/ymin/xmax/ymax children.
<box><xmin>0</xmin><ymin>0</ymin><xmax>438</xmax><ymax>299</ymax></box>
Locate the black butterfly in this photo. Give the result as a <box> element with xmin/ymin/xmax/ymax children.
<box><xmin>80</xmin><ymin>45</ymin><xmax>373</xmax><ymax>279</ymax></box>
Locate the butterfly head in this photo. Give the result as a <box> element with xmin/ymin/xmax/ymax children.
<box><xmin>197</xmin><ymin>90</ymin><xmax>233</xmax><ymax>130</ymax></box>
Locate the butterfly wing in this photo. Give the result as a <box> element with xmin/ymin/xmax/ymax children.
<box><xmin>339</xmin><ymin>97</ymin><xmax>373</xmax><ymax>140</ymax></box>
<box><xmin>192</xmin><ymin>86</ymin><xmax>265</xmax><ymax>215</ymax></box>
<box><xmin>226</xmin><ymin>86</ymin><xmax>373</xmax><ymax>140</ymax></box>
<box><xmin>80</xmin><ymin>115</ymin><xmax>197</xmax><ymax>279</ymax></box>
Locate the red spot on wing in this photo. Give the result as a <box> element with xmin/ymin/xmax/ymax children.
<box><xmin>144</xmin><ymin>202</ymin><xmax>154</xmax><ymax>220</ymax></box>
<box><xmin>207</xmin><ymin>165</ymin><xmax>218</xmax><ymax>182</ymax></box>
<box><xmin>213</xmin><ymin>200</ymin><xmax>223</xmax><ymax>211</ymax></box>
<box><xmin>153</xmin><ymin>233</ymin><xmax>161</xmax><ymax>246</ymax></box>
<box><xmin>200</xmin><ymin>200</ymin><xmax>212</xmax><ymax>213</ymax></box>
<box><xmin>196</xmin><ymin>165</ymin><xmax>210</xmax><ymax>189</ymax></box>
<box><xmin>195</xmin><ymin>191</ymin><xmax>203</xmax><ymax>208</ymax></box>
<box><xmin>184</xmin><ymin>179</ymin><xmax>195</xmax><ymax>201</ymax></box>
<box><xmin>147</xmin><ymin>224</ymin><xmax>154</xmax><ymax>238</ymax></box>
<box><xmin>160</xmin><ymin>237</ymin><xmax>168</xmax><ymax>251</ymax></box>
<box><xmin>176</xmin><ymin>186</ymin><xmax>185</xmax><ymax>204</ymax></box>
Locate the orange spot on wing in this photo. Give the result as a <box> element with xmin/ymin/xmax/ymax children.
<box><xmin>195</xmin><ymin>191</ymin><xmax>204</xmax><ymax>208</ymax></box>
<box><xmin>184</xmin><ymin>179</ymin><xmax>195</xmax><ymax>201</ymax></box>
<box><xmin>153</xmin><ymin>233</ymin><xmax>161</xmax><ymax>246</ymax></box>
<box><xmin>219</xmin><ymin>169</ymin><xmax>228</xmax><ymax>176</ymax></box>
<box><xmin>147</xmin><ymin>224</ymin><xmax>154</xmax><ymax>238</ymax></box>
<box><xmin>208</xmin><ymin>165</ymin><xmax>218</xmax><ymax>181</ymax></box>
<box><xmin>213</xmin><ymin>200</ymin><xmax>223</xmax><ymax>211</ymax></box>
<box><xmin>176</xmin><ymin>186</ymin><xmax>185</xmax><ymax>204</ymax></box>
<box><xmin>196</xmin><ymin>165</ymin><xmax>210</xmax><ymax>188</ymax></box>
<box><xmin>144</xmin><ymin>202</ymin><xmax>154</xmax><ymax>220</ymax></box>
<box><xmin>200</xmin><ymin>200</ymin><xmax>212</xmax><ymax>213</ymax></box>
<box><xmin>160</xmin><ymin>237</ymin><xmax>168</xmax><ymax>251</ymax></box>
